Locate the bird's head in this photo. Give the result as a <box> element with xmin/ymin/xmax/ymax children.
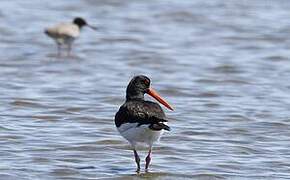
<box><xmin>126</xmin><ymin>75</ymin><xmax>173</xmax><ymax>111</ymax></box>
<box><xmin>72</xmin><ymin>17</ymin><xmax>98</xmax><ymax>31</ymax></box>
<box><xmin>73</xmin><ymin>17</ymin><xmax>87</xmax><ymax>28</ymax></box>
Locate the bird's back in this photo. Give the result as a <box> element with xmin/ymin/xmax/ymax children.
<box><xmin>115</xmin><ymin>100</ymin><xmax>166</xmax><ymax>127</ymax></box>
<box><xmin>45</xmin><ymin>23</ymin><xmax>80</xmax><ymax>38</ymax></box>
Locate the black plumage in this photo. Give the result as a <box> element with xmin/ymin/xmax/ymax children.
<box><xmin>115</xmin><ymin>100</ymin><xmax>170</xmax><ymax>131</ymax></box>
<box><xmin>115</xmin><ymin>75</ymin><xmax>170</xmax><ymax>131</ymax></box>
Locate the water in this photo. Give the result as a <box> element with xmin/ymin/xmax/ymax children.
<box><xmin>0</xmin><ymin>0</ymin><xmax>290</xmax><ymax>179</ymax></box>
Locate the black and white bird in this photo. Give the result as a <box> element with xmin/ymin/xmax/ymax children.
<box><xmin>115</xmin><ymin>75</ymin><xmax>174</xmax><ymax>173</ymax></box>
<box><xmin>44</xmin><ymin>17</ymin><xmax>97</xmax><ymax>56</ymax></box>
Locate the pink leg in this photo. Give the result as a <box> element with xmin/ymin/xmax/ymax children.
<box><xmin>133</xmin><ymin>149</ymin><xmax>140</xmax><ymax>173</ymax></box>
<box><xmin>145</xmin><ymin>148</ymin><xmax>152</xmax><ymax>172</ymax></box>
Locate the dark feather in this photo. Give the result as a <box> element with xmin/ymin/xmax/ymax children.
<box><xmin>115</xmin><ymin>100</ymin><xmax>168</xmax><ymax>129</ymax></box>
<box><xmin>149</xmin><ymin>123</ymin><xmax>171</xmax><ymax>131</ymax></box>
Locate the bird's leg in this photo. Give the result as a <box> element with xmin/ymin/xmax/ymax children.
<box><xmin>57</xmin><ymin>43</ymin><xmax>62</xmax><ymax>57</ymax></box>
<box><xmin>67</xmin><ymin>43</ymin><xmax>72</xmax><ymax>57</ymax></box>
<box><xmin>145</xmin><ymin>148</ymin><xmax>152</xmax><ymax>172</ymax></box>
<box><xmin>133</xmin><ymin>149</ymin><xmax>140</xmax><ymax>173</ymax></box>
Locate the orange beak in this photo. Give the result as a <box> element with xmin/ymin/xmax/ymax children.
<box><xmin>147</xmin><ymin>88</ymin><xmax>174</xmax><ymax>111</ymax></box>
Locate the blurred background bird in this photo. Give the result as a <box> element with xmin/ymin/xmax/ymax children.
<box><xmin>44</xmin><ymin>17</ymin><xmax>97</xmax><ymax>57</ymax></box>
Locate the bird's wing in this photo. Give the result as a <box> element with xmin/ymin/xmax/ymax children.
<box><xmin>45</xmin><ymin>23</ymin><xmax>79</xmax><ymax>38</ymax></box>
<box><xmin>115</xmin><ymin>101</ymin><xmax>169</xmax><ymax>130</ymax></box>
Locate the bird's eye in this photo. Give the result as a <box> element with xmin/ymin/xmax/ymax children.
<box><xmin>144</xmin><ymin>79</ymin><xmax>150</xmax><ymax>86</ymax></box>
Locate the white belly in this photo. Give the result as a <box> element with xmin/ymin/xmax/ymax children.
<box><xmin>117</xmin><ymin>122</ymin><xmax>164</xmax><ymax>148</ymax></box>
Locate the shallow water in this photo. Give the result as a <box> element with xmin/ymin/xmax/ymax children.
<box><xmin>1</xmin><ymin>0</ymin><xmax>290</xmax><ymax>179</ymax></box>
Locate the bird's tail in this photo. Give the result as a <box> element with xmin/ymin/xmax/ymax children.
<box><xmin>44</xmin><ymin>29</ymin><xmax>51</xmax><ymax>36</ymax></box>
<box><xmin>149</xmin><ymin>122</ymin><xmax>171</xmax><ymax>131</ymax></box>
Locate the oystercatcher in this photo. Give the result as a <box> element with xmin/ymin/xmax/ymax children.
<box><xmin>115</xmin><ymin>75</ymin><xmax>174</xmax><ymax>173</ymax></box>
<box><xmin>44</xmin><ymin>17</ymin><xmax>97</xmax><ymax>56</ymax></box>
